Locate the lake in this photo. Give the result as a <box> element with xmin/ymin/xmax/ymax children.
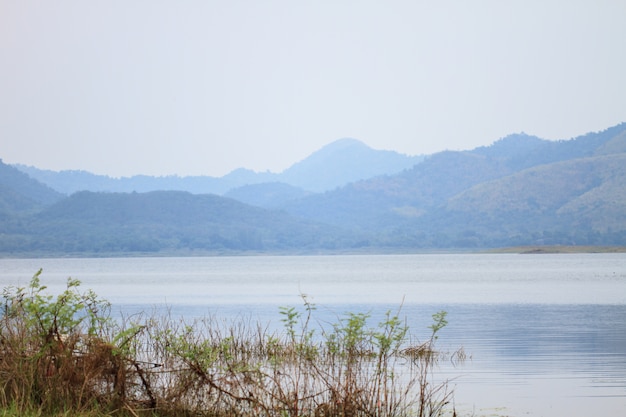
<box><xmin>1</xmin><ymin>253</ymin><xmax>625</xmax><ymax>416</ymax></box>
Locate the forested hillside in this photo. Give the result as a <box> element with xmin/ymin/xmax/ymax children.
<box><xmin>0</xmin><ymin>160</ymin><xmax>63</xmax><ymax>208</ymax></box>
<box><xmin>0</xmin><ymin>190</ymin><xmax>355</xmax><ymax>254</ymax></box>
<box><xmin>406</xmin><ymin>153</ymin><xmax>626</xmax><ymax>247</ymax></box>
<box><xmin>1</xmin><ymin>123</ymin><xmax>626</xmax><ymax>255</ymax></box>
<box><xmin>278</xmin><ymin>123</ymin><xmax>626</xmax><ymax>247</ymax></box>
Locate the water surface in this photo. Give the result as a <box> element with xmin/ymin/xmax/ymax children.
<box><xmin>1</xmin><ymin>254</ymin><xmax>625</xmax><ymax>416</ymax></box>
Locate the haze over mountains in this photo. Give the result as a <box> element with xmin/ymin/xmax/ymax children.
<box><xmin>2</xmin><ymin>123</ymin><xmax>626</xmax><ymax>255</ymax></box>
<box><xmin>15</xmin><ymin>138</ymin><xmax>423</xmax><ymax>196</ymax></box>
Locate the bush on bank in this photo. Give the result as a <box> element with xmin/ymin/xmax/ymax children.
<box><xmin>0</xmin><ymin>270</ymin><xmax>461</xmax><ymax>417</ymax></box>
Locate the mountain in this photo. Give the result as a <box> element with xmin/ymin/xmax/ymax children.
<box><xmin>1</xmin><ymin>190</ymin><xmax>355</xmax><ymax>254</ymax></box>
<box><xmin>472</xmin><ymin>123</ymin><xmax>626</xmax><ymax>170</ymax></box>
<box><xmin>280</xmin><ymin>149</ymin><xmax>514</xmax><ymax>230</ymax></box>
<box><xmin>2</xmin><ymin>123</ymin><xmax>626</xmax><ymax>254</ymax></box>
<box><xmin>277</xmin><ymin>138</ymin><xmax>423</xmax><ymax>192</ymax></box>
<box><xmin>427</xmin><ymin>153</ymin><xmax>626</xmax><ymax>246</ymax></box>
<box><xmin>278</xmin><ymin>123</ymin><xmax>626</xmax><ymax>247</ymax></box>
<box><xmin>0</xmin><ymin>159</ymin><xmax>64</xmax><ymax>215</ymax></box>
<box><xmin>12</xmin><ymin>167</ymin><xmax>237</xmax><ymax>195</ymax></box>
<box><xmin>14</xmin><ymin>138</ymin><xmax>424</xmax><ymax>197</ymax></box>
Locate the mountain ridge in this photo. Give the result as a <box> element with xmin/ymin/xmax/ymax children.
<box><xmin>14</xmin><ymin>138</ymin><xmax>423</xmax><ymax>196</ymax></box>
<box><xmin>277</xmin><ymin>123</ymin><xmax>626</xmax><ymax>246</ymax></box>
<box><xmin>2</xmin><ymin>122</ymin><xmax>626</xmax><ymax>254</ymax></box>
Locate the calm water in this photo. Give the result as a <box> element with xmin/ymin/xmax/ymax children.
<box><xmin>1</xmin><ymin>254</ymin><xmax>625</xmax><ymax>416</ymax></box>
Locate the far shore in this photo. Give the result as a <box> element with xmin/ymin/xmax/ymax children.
<box><xmin>1</xmin><ymin>245</ymin><xmax>626</xmax><ymax>259</ymax></box>
<box><xmin>486</xmin><ymin>245</ymin><xmax>626</xmax><ymax>254</ymax></box>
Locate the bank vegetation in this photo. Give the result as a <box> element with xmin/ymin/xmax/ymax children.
<box><xmin>0</xmin><ymin>270</ymin><xmax>463</xmax><ymax>417</ymax></box>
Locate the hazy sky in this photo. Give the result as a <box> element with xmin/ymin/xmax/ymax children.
<box><xmin>1</xmin><ymin>1</ymin><xmax>625</xmax><ymax>177</ymax></box>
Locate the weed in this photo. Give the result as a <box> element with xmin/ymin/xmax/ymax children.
<box><xmin>0</xmin><ymin>271</ymin><xmax>462</xmax><ymax>417</ymax></box>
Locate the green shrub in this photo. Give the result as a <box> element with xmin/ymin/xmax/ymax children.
<box><xmin>0</xmin><ymin>271</ymin><xmax>460</xmax><ymax>417</ymax></box>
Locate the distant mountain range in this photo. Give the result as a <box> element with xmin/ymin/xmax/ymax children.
<box><xmin>14</xmin><ymin>138</ymin><xmax>423</xmax><ymax>196</ymax></box>
<box><xmin>2</xmin><ymin>123</ymin><xmax>626</xmax><ymax>255</ymax></box>
<box><xmin>281</xmin><ymin>124</ymin><xmax>626</xmax><ymax>245</ymax></box>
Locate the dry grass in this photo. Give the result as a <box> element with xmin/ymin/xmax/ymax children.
<box><xmin>0</xmin><ymin>271</ymin><xmax>461</xmax><ymax>417</ymax></box>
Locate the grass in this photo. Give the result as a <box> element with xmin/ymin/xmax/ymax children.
<box><xmin>0</xmin><ymin>270</ymin><xmax>463</xmax><ymax>417</ymax></box>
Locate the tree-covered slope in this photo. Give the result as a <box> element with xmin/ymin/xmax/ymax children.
<box><xmin>1</xmin><ymin>191</ymin><xmax>353</xmax><ymax>254</ymax></box>
<box><xmin>0</xmin><ymin>159</ymin><xmax>64</xmax><ymax>214</ymax></box>
<box><xmin>281</xmin><ymin>150</ymin><xmax>515</xmax><ymax>230</ymax></box>
<box><xmin>428</xmin><ymin>154</ymin><xmax>626</xmax><ymax>244</ymax></box>
<box><xmin>278</xmin><ymin>123</ymin><xmax>626</xmax><ymax>247</ymax></box>
<box><xmin>2</xmin><ymin>123</ymin><xmax>626</xmax><ymax>254</ymax></box>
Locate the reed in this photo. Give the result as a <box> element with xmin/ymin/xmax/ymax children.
<box><xmin>0</xmin><ymin>270</ymin><xmax>462</xmax><ymax>417</ymax></box>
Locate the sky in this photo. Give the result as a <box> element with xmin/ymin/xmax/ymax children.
<box><xmin>1</xmin><ymin>1</ymin><xmax>625</xmax><ymax>178</ymax></box>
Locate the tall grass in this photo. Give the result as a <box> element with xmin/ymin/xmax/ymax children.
<box><xmin>0</xmin><ymin>270</ymin><xmax>461</xmax><ymax>417</ymax></box>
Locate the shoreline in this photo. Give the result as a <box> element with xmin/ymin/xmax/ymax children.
<box><xmin>485</xmin><ymin>245</ymin><xmax>626</xmax><ymax>254</ymax></box>
<box><xmin>2</xmin><ymin>245</ymin><xmax>626</xmax><ymax>259</ymax></box>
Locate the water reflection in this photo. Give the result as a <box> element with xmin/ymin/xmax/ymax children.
<box><xmin>1</xmin><ymin>254</ymin><xmax>625</xmax><ymax>416</ymax></box>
